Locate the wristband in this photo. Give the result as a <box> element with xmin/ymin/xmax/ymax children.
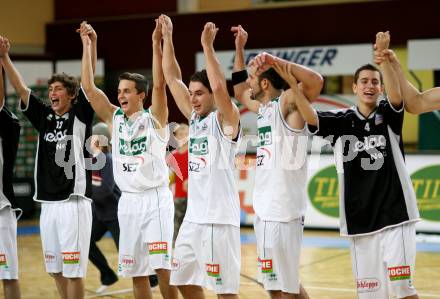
<box><xmin>231</xmin><ymin>70</ymin><xmax>248</xmax><ymax>85</ymax></box>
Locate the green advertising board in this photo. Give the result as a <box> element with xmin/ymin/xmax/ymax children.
<box><xmin>411</xmin><ymin>165</ymin><xmax>440</xmax><ymax>221</ymax></box>
<box><xmin>308</xmin><ymin>164</ymin><xmax>440</xmax><ymax>222</ymax></box>
<box><xmin>308</xmin><ymin>165</ymin><xmax>339</xmax><ymax>218</ymax></box>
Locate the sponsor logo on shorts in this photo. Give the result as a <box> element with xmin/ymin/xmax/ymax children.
<box><xmin>45</xmin><ymin>251</ymin><xmax>57</xmax><ymax>263</ymax></box>
<box><xmin>171</xmin><ymin>258</ymin><xmax>180</xmax><ymax>270</ymax></box>
<box><xmin>388</xmin><ymin>266</ymin><xmax>411</xmax><ymax>281</ymax></box>
<box><xmin>356</xmin><ymin>278</ymin><xmax>381</xmax><ymax>293</ymax></box>
<box><xmin>206</xmin><ymin>263</ymin><xmax>220</xmax><ymax>277</ymax></box>
<box><xmin>148</xmin><ymin>242</ymin><xmax>168</xmax><ymax>255</ymax></box>
<box><xmin>62</xmin><ymin>252</ymin><xmax>80</xmax><ymax>264</ymax></box>
<box><xmin>0</xmin><ymin>254</ymin><xmax>7</xmax><ymax>266</ymax></box>
<box><xmin>260</xmin><ymin>259</ymin><xmax>273</xmax><ymax>274</ymax></box>
<box><xmin>120</xmin><ymin>255</ymin><xmax>136</xmax><ymax>269</ymax></box>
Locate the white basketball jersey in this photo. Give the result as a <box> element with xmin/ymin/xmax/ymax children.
<box><xmin>184</xmin><ymin>111</ymin><xmax>241</xmax><ymax>227</ymax></box>
<box><xmin>253</xmin><ymin>98</ymin><xmax>308</xmax><ymax>222</ymax></box>
<box><xmin>112</xmin><ymin>108</ymin><xmax>169</xmax><ymax>192</ymax></box>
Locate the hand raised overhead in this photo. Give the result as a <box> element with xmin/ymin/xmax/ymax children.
<box><xmin>0</xmin><ymin>36</ymin><xmax>11</xmax><ymax>56</ymax></box>
<box><xmin>374</xmin><ymin>31</ymin><xmax>390</xmax><ymax>65</ymax></box>
<box><xmin>231</xmin><ymin>25</ymin><xmax>248</xmax><ymax>50</ymax></box>
<box><xmin>251</xmin><ymin>52</ymin><xmax>278</xmax><ymax>75</ymax></box>
<box><xmin>152</xmin><ymin>18</ymin><xmax>162</xmax><ymax>43</ymax></box>
<box><xmin>201</xmin><ymin>22</ymin><xmax>218</xmax><ymax>48</ymax></box>
<box><xmin>159</xmin><ymin>14</ymin><xmax>173</xmax><ymax>39</ymax></box>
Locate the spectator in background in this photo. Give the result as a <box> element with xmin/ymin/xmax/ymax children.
<box><xmin>167</xmin><ymin>124</ymin><xmax>189</xmax><ymax>244</ymax></box>
<box><xmin>89</xmin><ymin>122</ymin><xmax>120</xmax><ymax>294</ymax></box>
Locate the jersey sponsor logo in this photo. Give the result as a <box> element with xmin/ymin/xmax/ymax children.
<box><xmin>148</xmin><ymin>242</ymin><xmax>168</xmax><ymax>255</ymax></box>
<box><xmin>120</xmin><ymin>255</ymin><xmax>136</xmax><ymax>269</ymax></box>
<box><xmin>357</xmin><ymin>278</ymin><xmax>381</xmax><ymax>293</ymax></box>
<box><xmin>308</xmin><ymin>165</ymin><xmax>339</xmax><ymax>218</ymax></box>
<box><xmin>44</xmin><ymin>251</ymin><xmax>57</xmax><ymax>263</ymax></box>
<box><xmin>411</xmin><ymin>165</ymin><xmax>440</xmax><ymax>222</ymax></box>
<box><xmin>119</xmin><ymin>136</ymin><xmax>147</xmax><ymax>156</ymax></box>
<box><xmin>62</xmin><ymin>251</ymin><xmax>80</xmax><ymax>264</ymax></box>
<box><xmin>0</xmin><ymin>254</ymin><xmax>7</xmax><ymax>266</ymax></box>
<box><xmin>388</xmin><ymin>266</ymin><xmax>411</xmax><ymax>281</ymax></box>
<box><xmin>43</xmin><ymin>129</ymin><xmax>67</xmax><ymax>143</ymax></box>
<box><xmin>206</xmin><ymin>263</ymin><xmax>220</xmax><ymax>277</ymax></box>
<box><xmin>256</xmin><ymin>147</ymin><xmax>272</xmax><ymax>167</ymax></box>
<box><xmin>189</xmin><ymin>137</ymin><xmax>209</xmax><ymax>155</ymax></box>
<box><xmin>353</xmin><ymin>135</ymin><xmax>386</xmax><ymax>153</ymax></box>
<box><xmin>122</xmin><ymin>162</ymin><xmax>140</xmax><ymax>172</ymax></box>
<box><xmin>189</xmin><ymin>157</ymin><xmax>207</xmax><ymax>172</ymax></box>
<box><xmin>258</xmin><ymin>126</ymin><xmax>272</xmax><ymax>146</ymax></box>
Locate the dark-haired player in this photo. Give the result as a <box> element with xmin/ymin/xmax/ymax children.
<box><xmin>231</xmin><ymin>25</ymin><xmax>322</xmax><ymax>299</ymax></box>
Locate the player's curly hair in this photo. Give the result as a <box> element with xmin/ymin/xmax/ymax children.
<box><xmin>48</xmin><ymin>73</ymin><xmax>79</xmax><ymax>98</ymax></box>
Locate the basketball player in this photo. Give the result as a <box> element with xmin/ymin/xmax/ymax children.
<box><xmin>0</xmin><ymin>26</ymin><xmax>97</xmax><ymax>299</ymax></box>
<box><xmin>231</xmin><ymin>25</ymin><xmax>323</xmax><ymax>299</ymax></box>
<box><xmin>160</xmin><ymin>15</ymin><xmax>241</xmax><ymax>299</ymax></box>
<box><xmin>79</xmin><ymin>20</ymin><xmax>177</xmax><ymax>299</ymax></box>
<box><xmin>0</xmin><ymin>53</ymin><xmax>22</xmax><ymax>299</ymax></box>
<box><xmin>293</xmin><ymin>32</ymin><xmax>419</xmax><ymax>299</ymax></box>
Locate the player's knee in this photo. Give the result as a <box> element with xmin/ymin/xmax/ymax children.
<box><xmin>268</xmin><ymin>290</ymin><xmax>283</xmax><ymax>299</ymax></box>
<box><xmin>48</xmin><ymin>272</ymin><xmax>62</xmax><ymax>278</ymax></box>
<box><xmin>132</xmin><ymin>276</ymin><xmax>148</xmax><ymax>286</ymax></box>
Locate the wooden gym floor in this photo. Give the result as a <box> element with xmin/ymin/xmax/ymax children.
<box><xmin>2</xmin><ymin>223</ymin><xmax>440</xmax><ymax>299</ymax></box>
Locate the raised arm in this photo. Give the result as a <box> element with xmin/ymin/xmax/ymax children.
<box><xmin>201</xmin><ymin>22</ymin><xmax>240</xmax><ymax>138</ymax></box>
<box><xmin>150</xmin><ymin>18</ymin><xmax>168</xmax><ymax>128</ymax></box>
<box><xmin>253</xmin><ymin>52</ymin><xmax>322</xmax><ymax>128</ymax></box>
<box><xmin>0</xmin><ymin>36</ymin><xmax>31</xmax><ymax>105</ymax></box>
<box><xmin>160</xmin><ymin>14</ymin><xmax>192</xmax><ymax>120</ymax></box>
<box><xmin>375</xmin><ymin>31</ymin><xmax>402</xmax><ymax>108</ymax></box>
<box><xmin>254</xmin><ymin>52</ymin><xmax>323</xmax><ymax>102</ymax></box>
<box><xmin>79</xmin><ymin>22</ymin><xmax>116</xmax><ymax>127</ymax></box>
<box><xmin>89</xmin><ymin>24</ymin><xmax>97</xmax><ymax>75</ymax></box>
<box><xmin>376</xmin><ymin>48</ymin><xmax>440</xmax><ymax>114</ymax></box>
<box><xmin>231</xmin><ymin>25</ymin><xmax>259</xmax><ymax>113</ymax></box>
<box><xmin>264</xmin><ymin>57</ymin><xmax>319</xmax><ymax>127</ymax></box>
<box><xmin>412</xmin><ymin>88</ymin><xmax>440</xmax><ymax>113</ymax></box>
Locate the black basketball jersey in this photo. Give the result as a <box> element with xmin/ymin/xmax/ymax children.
<box><xmin>21</xmin><ymin>88</ymin><xmax>94</xmax><ymax>202</ymax></box>
<box><xmin>0</xmin><ymin>106</ymin><xmax>21</xmax><ymax>209</ymax></box>
<box><xmin>309</xmin><ymin>98</ymin><xmax>419</xmax><ymax>236</ymax></box>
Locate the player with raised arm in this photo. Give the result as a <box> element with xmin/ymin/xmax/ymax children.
<box><xmin>79</xmin><ymin>20</ymin><xmax>177</xmax><ymax>299</ymax></box>
<box><xmin>0</xmin><ymin>46</ymin><xmax>22</xmax><ymax>299</ymax></box>
<box><xmin>231</xmin><ymin>24</ymin><xmax>323</xmax><ymax>299</ymax></box>
<box><xmin>293</xmin><ymin>32</ymin><xmax>419</xmax><ymax>299</ymax></box>
<box><xmin>0</xmin><ymin>26</ymin><xmax>97</xmax><ymax>299</ymax></box>
<box><xmin>161</xmin><ymin>14</ymin><xmax>241</xmax><ymax>299</ymax></box>
<box><xmin>375</xmin><ymin>31</ymin><xmax>440</xmax><ymax>114</ymax></box>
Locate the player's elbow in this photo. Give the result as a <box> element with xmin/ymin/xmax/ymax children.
<box><xmin>81</xmin><ymin>82</ymin><xmax>96</xmax><ymax>95</ymax></box>
<box><xmin>210</xmin><ymin>81</ymin><xmax>227</xmax><ymax>95</ymax></box>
